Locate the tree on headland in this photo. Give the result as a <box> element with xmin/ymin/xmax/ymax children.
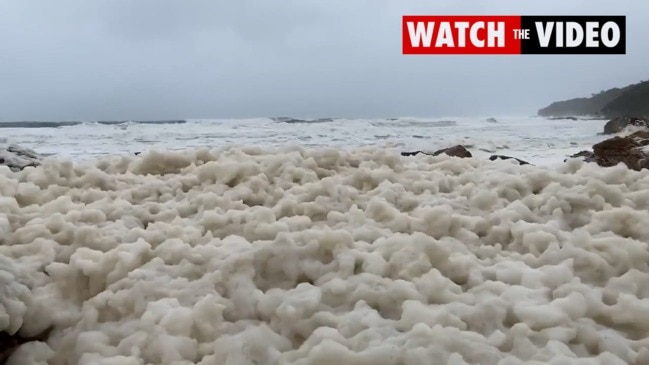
<box><xmin>538</xmin><ymin>80</ymin><xmax>649</xmax><ymax>118</ymax></box>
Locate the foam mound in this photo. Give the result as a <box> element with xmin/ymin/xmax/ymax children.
<box><xmin>2</xmin><ymin>146</ymin><xmax>649</xmax><ymax>365</ymax></box>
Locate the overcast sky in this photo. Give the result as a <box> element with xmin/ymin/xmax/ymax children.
<box><xmin>0</xmin><ymin>0</ymin><xmax>645</xmax><ymax>120</ymax></box>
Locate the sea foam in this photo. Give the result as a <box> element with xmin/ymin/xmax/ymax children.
<box><xmin>1</xmin><ymin>145</ymin><xmax>649</xmax><ymax>365</ymax></box>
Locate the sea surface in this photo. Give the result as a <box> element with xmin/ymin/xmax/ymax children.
<box><xmin>0</xmin><ymin>116</ymin><xmax>610</xmax><ymax>165</ymax></box>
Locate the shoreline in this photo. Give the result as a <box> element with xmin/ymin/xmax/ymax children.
<box><xmin>3</xmin><ymin>117</ymin><xmax>649</xmax><ymax>364</ymax></box>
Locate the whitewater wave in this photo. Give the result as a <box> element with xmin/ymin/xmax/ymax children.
<box><xmin>0</xmin><ymin>120</ymin><xmax>187</xmax><ymax>129</ymax></box>
<box><xmin>270</xmin><ymin>117</ymin><xmax>458</xmax><ymax>128</ymax></box>
<box><xmin>272</xmin><ymin>117</ymin><xmax>334</xmax><ymax>124</ymax></box>
<box><xmin>0</xmin><ymin>116</ymin><xmax>613</xmax><ymax>175</ymax></box>
<box><xmin>371</xmin><ymin>119</ymin><xmax>457</xmax><ymax>128</ymax></box>
<box><xmin>1</xmin><ymin>146</ymin><xmax>649</xmax><ymax>364</ymax></box>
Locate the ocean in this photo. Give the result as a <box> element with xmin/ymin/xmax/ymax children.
<box><xmin>0</xmin><ymin>116</ymin><xmax>611</xmax><ymax>165</ymax></box>
<box><xmin>2</xmin><ymin>116</ymin><xmax>648</xmax><ymax>365</ymax></box>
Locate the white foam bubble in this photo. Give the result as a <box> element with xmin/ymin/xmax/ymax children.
<box><xmin>2</xmin><ymin>146</ymin><xmax>649</xmax><ymax>364</ymax></box>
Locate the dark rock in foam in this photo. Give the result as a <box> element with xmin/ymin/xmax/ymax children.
<box><xmin>568</xmin><ymin>130</ymin><xmax>649</xmax><ymax>171</ymax></box>
<box><xmin>489</xmin><ymin>155</ymin><xmax>531</xmax><ymax>165</ymax></box>
<box><xmin>432</xmin><ymin>145</ymin><xmax>472</xmax><ymax>158</ymax></box>
<box><xmin>0</xmin><ymin>144</ymin><xmax>42</xmax><ymax>171</ymax></box>
<box><xmin>602</xmin><ymin>116</ymin><xmax>649</xmax><ymax>134</ymax></box>
<box><xmin>401</xmin><ymin>145</ymin><xmax>472</xmax><ymax>158</ymax></box>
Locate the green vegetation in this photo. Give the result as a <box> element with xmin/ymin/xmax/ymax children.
<box><xmin>537</xmin><ymin>80</ymin><xmax>649</xmax><ymax>118</ymax></box>
<box><xmin>601</xmin><ymin>80</ymin><xmax>649</xmax><ymax>117</ymax></box>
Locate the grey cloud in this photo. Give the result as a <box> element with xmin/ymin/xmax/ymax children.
<box><xmin>0</xmin><ymin>0</ymin><xmax>645</xmax><ymax>121</ymax></box>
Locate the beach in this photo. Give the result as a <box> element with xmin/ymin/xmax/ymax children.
<box><xmin>2</xmin><ymin>119</ymin><xmax>649</xmax><ymax>364</ymax></box>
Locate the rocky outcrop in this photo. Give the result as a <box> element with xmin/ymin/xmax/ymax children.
<box><xmin>568</xmin><ymin>130</ymin><xmax>649</xmax><ymax>170</ymax></box>
<box><xmin>590</xmin><ymin>130</ymin><xmax>649</xmax><ymax>170</ymax></box>
<box><xmin>484</xmin><ymin>118</ymin><xmax>498</xmax><ymax>123</ymax></box>
<box><xmin>432</xmin><ymin>145</ymin><xmax>472</xmax><ymax>158</ymax></box>
<box><xmin>400</xmin><ymin>134</ymin><xmax>649</xmax><ymax>171</ymax></box>
<box><xmin>0</xmin><ymin>145</ymin><xmax>42</xmax><ymax>171</ymax></box>
<box><xmin>602</xmin><ymin>116</ymin><xmax>649</xmax><ymax>134</ymax></box>
<box><xmin>567</xmin><ymin>150</ymin><xmax>597</xmax><ymax>163</ymax></box>
<box><xmin>488</xmin><ymin>155</ymin><xmax>531</xmax><ymax>165</ymax></box>
<box><xmin>571</xmin><ymin>115</ymin><xmax>649</xmax><ymax>169</ymax></box>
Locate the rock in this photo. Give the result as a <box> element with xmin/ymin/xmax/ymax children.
<box><xmin>602</xmin><ymin>116</ymin><xmax>649</xmax><ymax>134</ymax></box>
<box><xmin>488</xmin><ymin>155</ymin><xmax>531</xmax><ymax>165</ymax></box>
<box><xmin>401</xmin><ymin>145</ymin><xmax>472</xmax><ymax>158</ymax></box>
<box><xmin>0</xmin><ymin>144</ymin><xmax>42</xmax><ymax>171</ymax></box>
<box><xmin>588</xmin><ymin>130</ymin><xmax>649</xmax><ymax>170</ymax></box>
<box><xmin>432</xmin><ymin>145</ymin><xmax>472</xmax><ymax>158</ymax></box>
<box><xmin>485</xmin><ymin>118</ymin><xmax>498</xmax><ymax>123</ymax></box>
<box><xmin>401</xmin><ymin>150</ymin><xmax>429</xmax><ymax>157</ymax></box>
<box><xmin>565</xmin><ymin>131</ymin><xmax>649</xmax><ymax>168</ymax></box>
<box><xmin>629</xmin><ymin>129</ymin><xmax>649</xmax><ymax>141</ymax></box>
<box><xmin>566</xmin><ymin>150</ymin><xmax>597</xmax><ymax>163</ymax></box>
<box><xmin>567</xmin><ymin>130</ymin><xmax>649</xmax><ymax>170</ymax></box>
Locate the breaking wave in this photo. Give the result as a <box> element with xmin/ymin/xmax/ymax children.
<box><xmin>371</xmin><ymin>119</ymin><xmax>457</xmax><ymax>128</ymax></box>
<box><xmin>2</xmin><ymin>145</ymin><xmax>649</xmax><ymax>364</ymax></box>
<box><xmin>272</xmin><ymin>117</ymin><xmax>334</xmax><ymax>124</ymax></box>
<box><xmin>0</xmin><ymin>120</ymin><xmax>187</xmax><ymax>129</ymax></box>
